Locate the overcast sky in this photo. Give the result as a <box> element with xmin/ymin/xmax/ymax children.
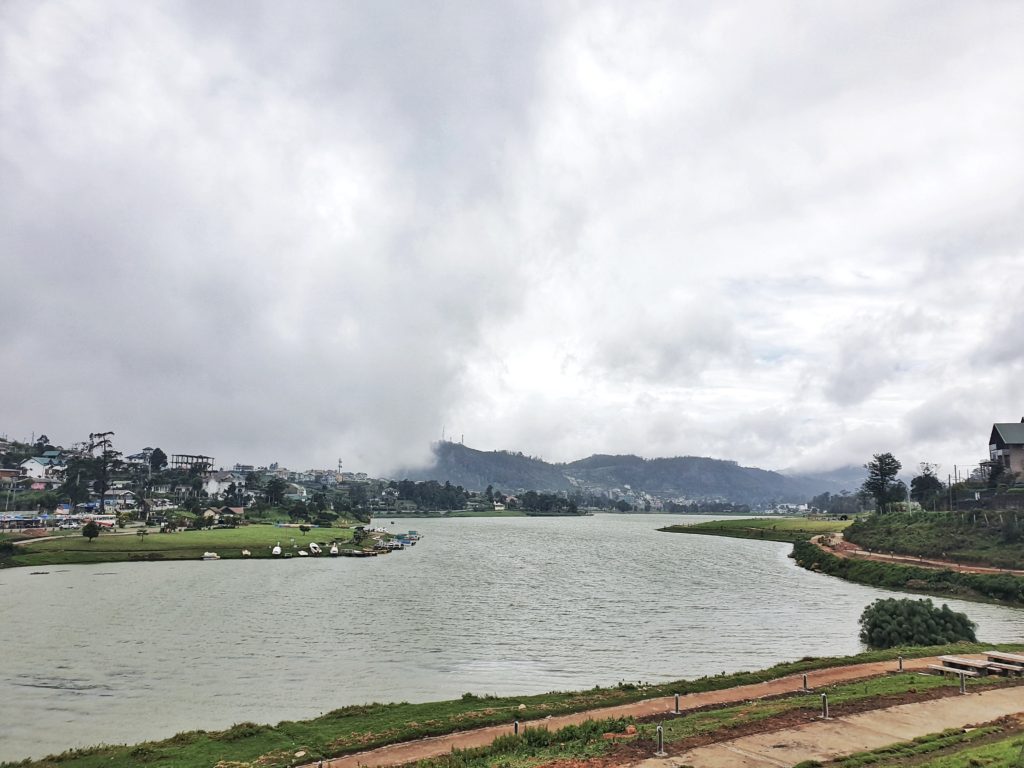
<box><xmin>2</xmin><ymin>1</ymin><xmax>1022</xmax><ymax>476</ymax></box>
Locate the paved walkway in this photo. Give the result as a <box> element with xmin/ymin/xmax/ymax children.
<box><xmin>639</xmin><ymin>685</ymin><xmax>1024</xmax><ymax>768</ymax></box>
<box><xmin>315</xmin><ymin>656</ymin><xmax>942</xmax><ymax>768</ymax></box>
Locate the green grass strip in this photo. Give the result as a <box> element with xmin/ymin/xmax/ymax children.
<box><xmin>4</xmin><ymin>644</ymin><xmax>1023</xmax><ymax>768</ymax></box>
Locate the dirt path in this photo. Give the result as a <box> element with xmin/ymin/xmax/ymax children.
<box><xmin>642</xmin><ymin>685</ymin><xmax>1024</xmax><ymax>767</ymax></box>
<box><xmin>10</xmin><ymin>529</ymin><xmax>151</xmax><ymax>546</ymax></box>
<box><xmin>810</xmin><ymin>534</ymin><xmax>1024</xmax><ymax>576</ymax></box>
<box><xmin>313</xmin><ymin>656</ymin><xmax>943</xmax><ymax>768</ymax></box>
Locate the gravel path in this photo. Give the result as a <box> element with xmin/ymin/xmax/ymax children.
<box><xmin>313</xmin><ymin>656</ymin><xmax>942</xmax><ymax>768</ymax></box>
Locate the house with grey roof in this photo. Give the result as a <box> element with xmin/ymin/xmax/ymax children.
<box><xmin>989</xmin><ymin>419</ymin><xmax>1024</xmax><ymax>475</ymax></box>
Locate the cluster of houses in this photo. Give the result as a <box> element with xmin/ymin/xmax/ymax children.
<box><xmin>0</xmin><ymin>438</ymin><xmax>375</xmax><ymax>515</ymax></box>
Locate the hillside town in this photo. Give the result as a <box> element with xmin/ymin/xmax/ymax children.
<box><xmin>3</xmin><ymin>419</ymin><xmax>1023</xmax><ymax>531</ymax></box>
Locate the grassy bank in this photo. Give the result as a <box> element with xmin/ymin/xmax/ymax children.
<box><xmin>4</xmin><ymin>643</ymin><xmax>1022</xmax><ymax>768</ymax></box>
<box><xmin>844</xmin><ymin>511</ymin><xmax>1024</xmax><ymax>570</ymax></box>
<box><xmin>659</xmin><ymin>516</ymin><xmax>852</xmax><ymax>543</ymax></box>
<box><xmin>0</xmin><ymin>525</ymin><xmax>358</xmax><ymax>568</ymax></box>
<box><xmin>792</xmin><ymin>539</ymin><xmax>1024</xmax><ymax>605</ymax></box>
<box><xmin>422</xmin><ymin>674</ymin><xmax>1023</xmax><ymax>768</ymax></box>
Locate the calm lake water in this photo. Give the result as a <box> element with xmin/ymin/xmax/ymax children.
<box><xmin>1</xmin><ymin>514</ymin><xmax>1022</xmax><ymax>761</ymax></box>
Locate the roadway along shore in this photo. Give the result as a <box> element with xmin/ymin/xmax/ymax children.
<box><xmin>312</xmin><ymin>655</ymin><xmax>947</xmax><ymax>768</ymax></box>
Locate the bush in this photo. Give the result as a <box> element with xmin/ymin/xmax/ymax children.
<box><xmin>859</xmin><ymin>598</ymin><xmax>976</xmax><ymax>649</ymax></box>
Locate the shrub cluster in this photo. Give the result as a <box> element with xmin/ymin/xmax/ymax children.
<box><xmin>858</xmin><ymin>597</ymin><xmax>976</xmax><ymax>649</ymax></box>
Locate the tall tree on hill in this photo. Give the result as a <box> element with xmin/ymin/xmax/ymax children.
<box><xmin>861</xmin><ymin>453</ymin><xmax>904</xmax><ymax>513</ymax></box>
<box><xmin>910</xmin><ymin>463</ymin><xmax>944</xmax><ymax>510</ymax></box>
<box><xmin>149</xmin><ymin>447</ymin><xmax>168</xmax><ymax>472</ymax></box>
<box><xmin>89</xmin><ymin>431</ymin><xmax>121</xmax><ymax>516</ymax></box>
<box><xmin>60</xmin><ymin>455</ymin><xmax>95</xmax><ymax>506</ymax></box>
<box><xmin>265</xmin><ymin>477</ymin><xmax>287</xmax><ymax>504</ymax></box>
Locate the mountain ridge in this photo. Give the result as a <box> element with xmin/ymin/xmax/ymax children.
<box><xmin>403</xmin><ymin>442</ymin><xmax>863</xmax><ymax>504</ymax></box>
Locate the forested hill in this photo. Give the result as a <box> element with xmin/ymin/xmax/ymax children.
<box><xmin>404</xmin><ymin>442</ymin><xmax>854</xmax><ymax>503</ymax></box>
<box><xmin>407</xmin><ymin>442</ymin><xmax>572</xmax><ymax>492</ymax></box>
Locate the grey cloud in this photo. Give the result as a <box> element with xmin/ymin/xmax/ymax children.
<box><xmin>3</xmin><ymin>1</ymin><xmax>1024</xmax><ymax>475</ymax></box>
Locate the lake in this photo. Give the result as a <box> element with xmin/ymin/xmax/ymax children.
<box><xmin>1</xmin><ymin>513</ymin><xmax>1022</xmax><ymax>761</ymax></box>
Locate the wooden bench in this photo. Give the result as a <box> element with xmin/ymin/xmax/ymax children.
<box><xmin>927</xmin><ymin>664</ymin><xmax>979</xmax><ymax>677</ymax></box>
<box><xmin>936</xmin><ymin>655</ymin><xmax>991</xmax><ymax>673</ymax></box>
<box><xmin>986</xmin><ymin>661</ymin><xmax>1024</xmax><ymax>676</ymax></box>
<box><xmin>986</xmin><ymin>651</ymin><xmax>1024</xmax><ymax>665</ymax></box>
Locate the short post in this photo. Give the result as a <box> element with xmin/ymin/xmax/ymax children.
<box><xmin>654</xmin><ymin>724</ymin><xmax>667</xmax><ymax>757</ymax></box>
<box><xmin>673</xmin><ymin>693</ymin><xmax>681</xmax><ymax>714</ymax></box>
<box><xmin>898</xmin><ymin>655</ymin><xmax>903</xmax><ymax>672</ymax></box>
<box><xmin>959</xmin><ymin>672</ymin><xmax>967</xmax><ymax>695</ymax></box>
<box><xmin>802</xmin><ymin>673</ymin><xmax>811</xmax><ymax>692</ymax></box>
<box><xmin>820</xmin><ymin>693</ymin><xmax>829</xmax><ymax>720</ymax></box>
<box><xmin>514</xmin><ymin>720</ymin><xmax>519</xmax><ymax>736</ymax></box>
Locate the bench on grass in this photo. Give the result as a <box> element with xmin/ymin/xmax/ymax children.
<box><xmin>986</xmin><ymin>650</ymin><xmax>1024</xmax><ymax>666</ymax></box>
<box><xmin>985</xmin><ymin>661</ymin><xmax>1024</xmax><ymax>676</ymax></box>
<box><xmin>927</xmin><ymin>664</ymin><xmax>979</xmax><ymax>677</ymax></box>
<box><xmin>936</xmin><ymin>655</ymin><xmax>991</xmax><ymax>673</ymax></box>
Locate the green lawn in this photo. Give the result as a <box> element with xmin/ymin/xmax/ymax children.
<box><xmin>1</xmin><ymin>525</ymin><xmax>356</xmax><ymax>567</ymax></box>
<box><xmin>845</xmin><ymin>512</ymin><xmax>1024</xmax><ymax>570</ymax></box>
<box><xmin>660</xmin><ymin>516</ymin><xmax>853</xmax><ymax>543</ymax></box>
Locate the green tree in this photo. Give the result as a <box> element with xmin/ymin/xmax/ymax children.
<box><xmin>60</xmin><ymin>455</ymin><xmax>96</xmax><ymax>507</ymax></box>
<box><xmin>910</xmin><ymin>463</ymin><xmax>944</xmax><ymax>510</ymax></box>
<box><xmin>861</xmin><ymin>453</ymin><xmax>903</xmax><ymax>513</ymax></box>
<box><xmin>858</xmin><ymin>598</ymin><xmax>976</xmax><ymax>649</ymax></box>
<box><xmin>265</xmin><ymin>477</ymin><xmax>287</xmax><ymax>504</ymax></box>
<box><xmin>149</xmin><ymin>447</ymin><xmax>168</xmax><ymax>472</ymax></box>
<box><xmin>82</xmin><ymin>520</ymin><xmax>100</xmax><ymax>543</ymax></box>
<box><xmin>88</xmin><ymin>431</ymin><xmax>122</xmax><ymax>516</ymax></box>
<box><xmin>36</xmin><ymin>492</ymin><xmax>59</xmax><ymax>513</ymax></box>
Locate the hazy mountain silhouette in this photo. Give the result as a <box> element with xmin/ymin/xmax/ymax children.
<box><xmin>404</xmin><ymin>442</ymin><xmax>861</xmax><ymax>504</ymax></box>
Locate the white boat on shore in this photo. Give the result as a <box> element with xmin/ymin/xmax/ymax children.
<box><xmin>329</xmin><ymin>543</ymin><xmax>339</xmax><ymax>556</ymax></box>
<box><xmin>308</xmin><ymin>542</ymin><xmax>322</xmax><ymax>556</ymax></box>
<box><xmin>201</xmin><ymin>552</ymin><xmax>220</xmax><ymax>560</ymax></box>
<box><xmin>271</xmin><ymin>542</ymin><xmax>282</xmax><ymax>557</ymax></box>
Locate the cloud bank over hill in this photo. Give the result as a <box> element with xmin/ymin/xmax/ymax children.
<box><xmin>2</xmin><ymin>1</ymin><xmax>1022</xmax><ymax>474</ymax></box>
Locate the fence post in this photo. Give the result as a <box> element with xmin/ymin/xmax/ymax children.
<box><xmin>654</xmin><ymin>724</ymin><xmax>667</xmax><ymax>757</ymax></box>
<box><xmin>673</xmin><ymin>693</ymin><xmax>680</xmax><ymax>714</ymax></box>
<box><xmin>959</xmin><ymin>673</ymin><xmax>967</xmax><ymax>695</ymax></box>
<box><xmin>514</xmin><ymin>720</ymin><xmax>519</xmax><ymax>735</ymax></box>
<box><xmin>898</xmin><ymin>655</ymin><xmax>903</xmax><ymax>672</ymax></box>
<box><xmin>820</xmin><ymin>693</ymin><xmax>829</xmax><ymax>719</ymax></box>
<box><xmin>802</xmin><ymin>673</ymin><xmax>811</xmax><ymax>692</ymax></box>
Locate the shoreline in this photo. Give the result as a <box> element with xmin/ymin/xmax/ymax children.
<box><xmin>661</xmin><ymin>518</ymin><xmax>1024</xmax><ymax>607</ymax></box>
<box><xmin>6</xmin><ymin>643</ymin><xmax>1023</xmax><ymax>768</ymax></box>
